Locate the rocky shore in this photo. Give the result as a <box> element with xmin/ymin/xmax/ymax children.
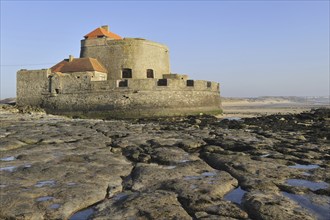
<box><xmin>0</xmin><ymin>105</ymin><xmax>329</xmax><ymax>220</ymax></box>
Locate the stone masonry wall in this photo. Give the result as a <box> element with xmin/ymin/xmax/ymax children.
<box><xmin>42</xmin><ymin>89</ymin><xmax>221</xmax><ymax>119</ymax></box>
<box><xmin>80</xmin><ymin>38</ymin><xmax>170</xmax><ymax>80</ymax></box>
<box><xmin>16</xmin><ymin>69</ymin><xmax>50</xmax><ymax>106</ymax></box>
<box><xmin>17</xmin><ymin>69</ymin><xmax>221</xmax><ymax>118</ymax></box>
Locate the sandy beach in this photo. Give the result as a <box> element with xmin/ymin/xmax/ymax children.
<box><xmin>220</xmin><ymin>96</ymin><xmax>329</xmax><ymax>118</ymax></box>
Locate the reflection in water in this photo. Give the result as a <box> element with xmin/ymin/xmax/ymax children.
<box><xmin>36</xmin><ymin>196</ymin><xmax>54</xmax><ymax>202</ymax></box>
<box><xmin>224</xmin><ymin>186</ymin><xmax>247</xmax><ymax>204</ymax></box>
<box><xmin>35</xmin><ymin>180</ymin><xmax>56</xmax><ymax>187</ymax></box>
<box><xmin>286</xmin><ymin>179</ymin><xmax>329</xmax><ymax>191</ymax></box>
<box><xmin>0</xmin><ymin>166</ymin><xmax>16</xmax><ymax>172</ymax></box>
<box><xmin>49</xmin><ymin>203</ymin><xmax>61</xmax><ymax>209</ymax></box>
<box><xmin>70</xmin><ymin>207</ymin><xmax>95</xmax><ymax>220</ymax></box>
<box><xmin>283</xmin><ymin>192</ymin><xmax>330</xmax><ymax>220</ymax></box>
<box><xmin>0</xmin><ymin>156</ymin><xmax>16</xmax><ymax>161</ymax></box>
<box><xmin>288</xmin><ymin>164</ymin><xmax>320</xmax><ymax>169</ymax></box>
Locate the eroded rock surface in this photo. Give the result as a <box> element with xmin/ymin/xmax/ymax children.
<box><xmin>0</xmin><ymin>105</ymin><xmax>329</xmax><ymax>219</ymax></box>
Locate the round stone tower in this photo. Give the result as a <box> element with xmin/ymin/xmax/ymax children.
<box><xmin>80</xmin><ymin>26</ymin><xmax>170</xmax><ymax>80</ymax></box>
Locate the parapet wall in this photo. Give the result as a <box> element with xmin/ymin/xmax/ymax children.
<box><xmin>17</xmin><ymin>69</ymin><xmax>221</xmax><ymax>118</ymax></box>
<box><xmin>50</xmin><ymin>75</ymin><xmax>219</xmax><ymax>93</ymax></box>
<box><xmin>92</xmin><ymin>79</ymin><xmax>219</xmax><ymax>92</ymax></box>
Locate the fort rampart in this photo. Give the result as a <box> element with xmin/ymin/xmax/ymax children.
<box><xmin>16</xmin><ymin>26</ymin><xmax>222</xmax><ymax>119</ymax></box>
<box><xmin>17</xmin><ymin>69</ymin><xmax>221</xmax><ymax>118</ymax></box>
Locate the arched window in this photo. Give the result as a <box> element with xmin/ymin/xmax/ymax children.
<box><xmin>122</xmin><ymin>68</ymin><xmax>132</xmax><ymax>78</ymax></box>
<box><xmin>147</xmin><ymin>69</ymin><xmax>154</xmax><ymax>78</ymax></box>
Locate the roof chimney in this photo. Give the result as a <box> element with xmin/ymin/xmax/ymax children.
<box><xmin>69</xmin><ymin>55</ymin><xmax>74</xmax><ymax>62</ymax></box>
<box><xmin>101</xmin><ymin>25</ymin><xmax>109</xmax><ymax>32</ymax></box>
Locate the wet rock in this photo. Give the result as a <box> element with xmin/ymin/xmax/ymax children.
<box><xmin>243</xmin><ymin>192</ymin><xmax>316</xmax><ymax>220</ymax></box>
<box><xmin>161</xmin><ymin>171</ymin><xmax>239</xmax><ymax>217</ymax></box>
<box><xmin>201</xmin><ymin>152</ymin><xmax>304</xmax><ymax>192</ymax></box>
<box><xmin>1</xmin><ymin>105</ymin><xmax>329</xmax><ymax>219</ymax></box>
<box><xmin>128</xmin><ymin>160</ymin><xmax>214</xmax><ymax>191</ymax></box>
<box><xmin>0</xmin><ymin>109</ymin><xmax>133</xmax><ymax>219</ymax></box>
<box><xmin>94</xmin><ymin>190</ymin><xmax>192</xmax><ymax>220</ymax></box>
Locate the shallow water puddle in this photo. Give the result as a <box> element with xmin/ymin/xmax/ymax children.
<box><xmin>184</xmin><ymin>175</ymin><xmax>201</xmax><ymax>180</ymax></box>
<box><xmin>201</xmin><ymin>171</ymin><xmax>217</xmax><ymax>177</ymax></box>
<box><xmin>0</xmin><ymin>166</ymin><xmax>16</xmax><ymax>172</ymax></box>
<box><xmin>0</xmin><ymin>156</ymin><xmax>16</xmax><ymax>161</ymax></box>
<box><xmin>36</xmin><ymin>196</ymin><xmax>54</xmax><ymax>202</ymax></box>
<box><xmin>69</xmin><ymin>207</ymin><xmax>96</xmax><ymax>220</ymax></box>
<box><xmin>223</xmin><ymin>187</ymin><xmax>247</xmax><ymax>205</ymax></box>
<box><xmin>288</xmin><ymin>164</ymin><xmax>320</xmax><ymax>169</ymax></box>
<box><xmin>67</xmin><ymin>182</ymin><xmax>77</xmax><ymax>186</ymax></box>
<box><xmin>286</xmin><ymin>179</ymin><xmax>329</xmax><ymax>191</ymax></box>
<box><xmin>49</xmin><ymin>203</ymin><xmax>61</xmax><ymax>209</ymax></box>
<box><xmin>222</xmin><ymin>117</ymin><xmax>242</xmax><ymax>121</ymax></box>
<box><xmin>35</xmin><ymin>180</ymin><xmax>56</xmax><ymax>187</ymax></box>
<box><xmin>282</xmin><ymin>192</ymin><xmax>330</xmax><ymax>220</ymax></box>
<box><xmin>163</xmin><ymin>165</ymin><xmax>176</xmax><ymax>169</ymax></box>
<box><xmin>113</xmin><ymin>192</ymin><xmax>130</xmax><ymax>201</ymax></box>
<box><xmin>184</xmin><ymin>172</ymin><xmax>217</xmax><ymax>181</ymax></box>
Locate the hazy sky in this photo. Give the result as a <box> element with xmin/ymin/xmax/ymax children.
<box><xmin>1</xmin><ymin>0</ymin><xmax>329</xmax><ymax>98</ymax></box>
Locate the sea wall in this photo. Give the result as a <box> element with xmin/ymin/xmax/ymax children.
<box><xmin>42</xmin><ymin>89</ymin><xmax>222</xmax><ymax>119</ymax></box>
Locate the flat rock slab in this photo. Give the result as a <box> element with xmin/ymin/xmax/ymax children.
<box><xmin>94</xmin><ymin>190</ymin><xmax>192</xmax><ymax>220</ymax></box>
<box><xmin>0</xmin><ymin>109</ymin><xmax>132</xmax><ymax>219</ymax></box>
<box><xmin>1</xmin><ymin>105</ymin><xmax>329</xmax><ymax>219</ymax></box>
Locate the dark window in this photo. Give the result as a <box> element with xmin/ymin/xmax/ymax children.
<box><xmin>187</xmin><ymin>80</ymin><xmax>194</xmax><ymax>87</ymax></box>
<box><xmin>55</xmin><ymin>89</ymin><xmax>60</xmax><ymax>94</ymax></box>
<box><xmin>118</xmin><ymin>80</ymin><xmax>128</xmax><ymax>87</ymax></box>
<box><xmin>207</xmin><ymin>81</ymin><xmax>212</xmax><ymax>88</ymax></box>
<box><xmin>147</xmin><ymin>69</ymin><xmax>154</xmax><ymax>78</ymax></box>
<box><xmin>122</xmin><ymin>68</ymin><xmax>132</xmax><ymax>78</ymax></box>
<box><xmin>157</xmin><ymin>79</ymin><xmax>167</xmax><ymax>86</ymax></box>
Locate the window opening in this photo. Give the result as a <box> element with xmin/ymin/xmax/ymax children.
<box><xmin>118</xmin><ymin>80</ymin><xmax>128</xmax><ymax>87</ymax></box>
<box><xmin>157</xmin><ymin>79</ymin><xmax>167</xmax><ymax>86</ymax></box>
<box><xmin>147</xmin><ymin>69</ymin><xmax>154</xmax><ymax>78</ymax></box>
<box><xmin>122</xmin><ymin>68</ymin><xmax>132</xmax><ymax>78</ymax></box>
<box><xmin>187</xmin><ymin>80</ymin><xmax>194</xmax><ymax>87</ymax></box>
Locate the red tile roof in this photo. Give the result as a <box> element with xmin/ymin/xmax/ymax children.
<box><xmin>84</xmin><ymin>27</ymin><xmax>122</xmax><ymax>40</ymax></box>
<box><xmin>50</xmin><ymin>58</ymin><xmax>107</xmax><ymax>73</ymax></box>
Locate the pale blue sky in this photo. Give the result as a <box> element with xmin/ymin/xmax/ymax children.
<box><xmin>1</xmin><ymin>0</ymin><xmax>329</xmax><ymax>98</ymax></box>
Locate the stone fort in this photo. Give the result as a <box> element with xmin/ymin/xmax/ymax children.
<box><xmin>17</xmin><ymin>25</ymin><xmax>222</xmax><ymax>118</ymax></box>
